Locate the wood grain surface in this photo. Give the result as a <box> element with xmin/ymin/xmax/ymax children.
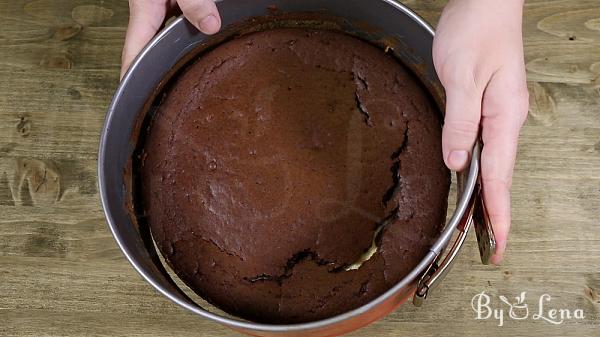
<box><xmin>0</xmin><ymin>1</ymin><xmax>599</xmax><ymax>336</ymax></box>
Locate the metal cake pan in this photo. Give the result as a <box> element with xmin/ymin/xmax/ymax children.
<box><xmin>99</xmin><ymin>0</ymin><xmax>485</xmax><ymax>336</ymax></box>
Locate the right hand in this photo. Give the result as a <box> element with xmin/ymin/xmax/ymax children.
<box><xmin>121</xmin><ymin>0</ymin><xmax>222</xmax><ymax>78</ymax></box>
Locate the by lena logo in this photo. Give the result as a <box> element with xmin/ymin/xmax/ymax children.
<box><xmin>471</xmin><ymin>291</ymin><xmax>585</xmax><ymax>326</ymax></box>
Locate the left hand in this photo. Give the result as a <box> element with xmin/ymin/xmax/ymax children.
<box><xmin>433</xmin><ymin>0</ymin><xmax>529</xmax><ymax>264</ymax></box>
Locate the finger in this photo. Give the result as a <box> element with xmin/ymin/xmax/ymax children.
<box><xmin>178</xmin><ymin>0</ymin><xmax>221</xmax><ymax>34</ymax></box>
<box><xmin>481</xmin><ymin>120</ymin><xmax>515</xmax><ymax>266</ymax></box>
<box><xmin>480</xmin><ymin>71</ymin><xmax>528</xmax><ymax>265</ymax></box>
<box><xmin>121</xmin><ymin>0</ymin><xmax>168</xmax><ymax>79</ymax></box>
<box><xmin>441</xmin><ymin>78</ymin><xmax>483</xmax><ymax>171</ymax></box>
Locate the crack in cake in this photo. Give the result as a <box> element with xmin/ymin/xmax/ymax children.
<box><xmin>137</xmin><ymin>28</ymin><xmax>450</xmax><ymax>324</ymax></box>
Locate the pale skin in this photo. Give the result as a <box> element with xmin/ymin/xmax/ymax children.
<box><xmin>121</xmin><ymin>0</ymin><xmax>529</xmax><ymax>265</ymax></box>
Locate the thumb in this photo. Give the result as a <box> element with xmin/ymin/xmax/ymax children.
<box><xmin>178</xmin><ymin>0</ymin><xmax>221</xmax><ymax>35</ymax></box>
<box><xmin>441</xmin><ymin>85</ymin><xmax>483</xmax><ymax>171</ymax></box>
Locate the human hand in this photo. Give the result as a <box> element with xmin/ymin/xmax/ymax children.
<box><xmin>121</xmin><ymin>0</ymin><xmax>222</xmax><ymax>78</ymax></box>
<box><xmin>433</xmin><ymin>0</ymin><xmax>529</xmax><ymax>264</ymax></box>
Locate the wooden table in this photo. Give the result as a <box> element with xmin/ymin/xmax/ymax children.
<box><xmin>1</xmin><ymin>1</ymin><xmax>598</xmax><ymax>336</ymax></box>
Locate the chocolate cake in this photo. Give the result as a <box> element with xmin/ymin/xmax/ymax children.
<box><xmin>138</xmin><ymin>28</ymin><xmax>450</xmax><ymax>323</ymax></box>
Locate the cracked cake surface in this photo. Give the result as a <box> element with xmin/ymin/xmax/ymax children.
<box><xmin>138</xmin><ymin>28</ymin><xmax>450</xmax><ymax>323</ymax></box>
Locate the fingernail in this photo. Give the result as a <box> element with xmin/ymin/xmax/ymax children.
<box><xmin>448</xmin><ymin>150</ymin><xmax>468</xmax><ymax>171</ymax></box>
<box><xmin>199</xmin><ymin>15</ymin><xmax>219</xmax><ymax>34</ymax></box>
